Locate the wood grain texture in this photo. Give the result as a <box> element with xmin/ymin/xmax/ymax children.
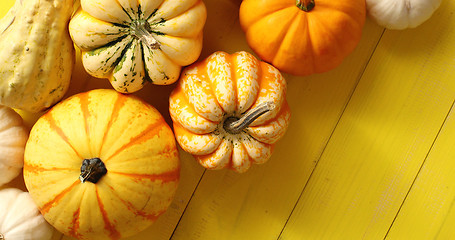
<box><xmin>279</xmin><ymin>0</ymin><xmax>455</xmax><ymax>239</ymax></box>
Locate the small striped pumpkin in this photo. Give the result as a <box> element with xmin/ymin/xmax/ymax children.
<box><xmin>169</xmin><ymin>51</ymin><xmax>291</xmax><ymax>173</ymax></box>
<box><xmin>23</xmin><ymin>89</ymin><xmax>180</xmax><ymax>240</ymax></box>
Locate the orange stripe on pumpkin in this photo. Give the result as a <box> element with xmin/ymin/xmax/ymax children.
<box><xmin>78</xmin><ymin>92</ymin><xmax>91</xmax><ymax>143</ymax></box>
<box><xmin>95</xmin><ymin>186</ymin><xmax>121</xmax><ymax>240</ymax></box>
<box><xmin>40</xmin><ymin>180</ymin><xmax>79</xmax><ymax>214</ymax></box>
<box><xmin>99</xmin><ymin>93</ymin><xmax>128</xmax><ymax>156</ymax></box>
<box><xmin>68</xmin><ymin>207</ymin><xmax>82</xmax><ymax>239</ymax></box>
<box><xmin>109</xmin><ymin>167</ymin><xmax>180</xmax><ymax>183</ymax></box>
<box><xmin>43</xmin><ymin>113</ymin><xmax>83</xmax><ymax>159</ymax></box>
<box><xmin>103</xmin><ymin>118</ymin><xmax>167</xmax><ymax>162</ymax></box>
<box><xmin>23</xmin><ymin>163</ymin><xmax>75</xmax><ymax>174</ymax></box>
<box><xmin>104</xmin><ymin>183</ymin><xmax>164</xmax><ymax>221</ymax></box>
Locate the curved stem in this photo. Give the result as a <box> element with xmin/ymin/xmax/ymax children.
<box><xmin>130</xmin><ymin>20</ymin><xmax>160</xmax><ymax>49</ymax></box>
<box><xmin>224</xmin><ymin>101</ymin><xmax>275</xmax><ymax>134</ymax></box>
<box><xmin>296</xmin><ymin>0</ymin><xmax>315</xmax><ymax>11</ymax></box>
<box><xmin>79</xmin><ymin>158</ymin><xmax>107</xmax><ymax>184</ymax></box>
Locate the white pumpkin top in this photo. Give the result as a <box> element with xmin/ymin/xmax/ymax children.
<box><xmin>0</xmin><ymin>188</ymin><xmax>53</xmax><ymax>240</ymax></box>
<box><xmin>367</xmin><ymin>0</ymin><xmax>442</xmax><ymax>29</ymax></box>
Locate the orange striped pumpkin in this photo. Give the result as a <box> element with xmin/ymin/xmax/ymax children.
<box><xmin>169</xmin><ymin>51</ymin><xmax>291</xmax><ymax>173</ymax></box>
<box><xmin>23</xmin><ymin>89</ymin><xmax>180</xmax><ymax>240</ymax></box>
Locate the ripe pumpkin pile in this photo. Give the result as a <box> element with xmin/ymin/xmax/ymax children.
<box><xmin>0</xmin><ymin>0</ymin><xmax>441</xmax><ymax>239</ymax></box>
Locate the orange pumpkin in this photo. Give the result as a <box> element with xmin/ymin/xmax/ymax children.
<box><xmin>23</xmin><ymin>89</ymin><xmax>180</xmax><ymax>240</ymax></box>
<box><xmin>239</xmin><ymin>0</ymin><xmax>366</xmax><ymax>76</ymax></box>
<box><xmin>169</xmin><ymin>51</ymin><xmax>290</xmax><ymax>173</ymax></box>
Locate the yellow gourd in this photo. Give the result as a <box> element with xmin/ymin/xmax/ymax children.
<box><xmin>0</xmin><ymin>0</ymin><xmax>75</xmax><ymax>112</ymax></box>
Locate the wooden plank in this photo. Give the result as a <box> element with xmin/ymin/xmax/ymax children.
<box><xmin>385</xmin><ymin>103</ymin><xmax>455</xmax><ymax>240</ymax></box>
<box><xmin>170</xmin><ymin>16</ymin><xmax>384</xmax><ymax>240</ymax></box>
<box><xmin>385</xmin><ymin>8</ymin><xmax>455</xmax><ymax>234</ymax></box>
<box><xmin>278</xmin><ymin>1</ymin><xmax>455</xmax><ymax>239</ymax></box>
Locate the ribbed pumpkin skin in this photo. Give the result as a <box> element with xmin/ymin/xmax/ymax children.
<box><xmin>169</xmin><ymin>51</ymin><xmax>291</xmax><ymax>173</ymax></box>
<box><xmin>366</xmin><ymin>0</ymin><xmax>441</xmax><ymax>29</ymax></box>
<box><xmin>239</xmin><ymin>0</ymin><xmax>366</xmax><ymax>76</ymax></box>
<box><xmin>23</xmin><ymin>89</ymin><xmax>180</xmax><ymax>240</ymax></box>
<box><xmin>0</xmin><ymin>106</ymin><xmax>28</xmax><ymax>186</ymax></box>
<box><xmin>69</xmin><ymin>0</ymin><xmax>207</xmax><ymax>93</ymax></box>
<box><xmin>0</xmin><ymin>188</ymin><xmax>53</xmax><ymax>240</ymax></box>
<box><xmin>0</xmin><ymin>0</ymin><xmax>75</xmax><ymax>112</ymax></box>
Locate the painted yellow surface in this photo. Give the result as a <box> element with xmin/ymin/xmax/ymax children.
<box><xmin>2</xmin><ymin>0</ymin><xmax>455</xmax><ymax>240</ymax></box>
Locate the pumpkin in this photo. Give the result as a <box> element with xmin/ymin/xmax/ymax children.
<box><xmin>366</xmin><ymin>0</ymin><xmax>442</xmax><ymax>29</ymax></box>
<box><xmin>23</xmin><ymin>89</ymin><xmax>180</xmax><ymax>240</ymax></box>
<box><xmin>0</xmin><ymin>188</ymin><xmax>54</xmax><ymax>240</ymax></box>
<box><xmin>0</xmin><ymin>106</ymin><xmax>28</xmax><ymax>186</ymax></box>
<box><xmin>239</xmin><ymin>0</ymin><xmax>366</xmax><ymax>76</ymax></box>
<box><xmin>0</xmin><ymin>0</ymin><xmax>75</xmax><ymax>112</ymax></box>
<box><xmin>169</xmin><ymin>51</ymin><xmax>291</xmax><ymax>173</ymax></box>
<box><xmin>68</xmin><ymin>0</ymin><xmax>207</xmax><ymax>94</ymax></box>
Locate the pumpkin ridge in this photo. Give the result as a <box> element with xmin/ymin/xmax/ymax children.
<box><xmin>139</xmin><ymin>42</ymin><xmax>153</xmax><ymax>84</ymax></box>
<box><xmin>153</xmin><ymin>0</ymin><xmax>205</xmax><ymax>37</ymax></box>
<box><xmin>103</xmin><ymin>182</ymin><xmax>166</xmax><ymax>221</ymax></box>
<box><xmin>204</xmin><ymin>54</ymin><xmax>228</xmax><ymax>116</ymax></box>
<box><xmin>241</xmin><ymin>4</ymin><xmax>295</xmax><ymax>31</ymax></box>
<box><xmin>108</xmin><ymin>167</ymin><xmax>180</xmax><ymax>183</ymax></box>
<box><xmin>274</xmin><ymin>11</ymin><xmax>315</xmax><ymax>72</ymax></box>
<box><xmin>241</xmin><ymin>135</ymin><xmax>273</xmax><ymax>164</ymax></box>
<box><xmin>78</xmin><ymin>92</ymin><xmax>92</xmax><ymax>156</ymax></box>
<box><xmin>99</xmin><ymin>93</ymin><xmax>128</xmax><ymax>157</ymax></box>
<box><xmin>43</xmin><ymin>113</ymin><xmax>83</xmax><ymax>159</ymax></box>
<box><xmin>249</xmin><ymin>7</ymin><xmax>298</xmax><ymax>61</ymax></box>
<box><xmin>39</xmin><ymin>180</ymin><xmax>79</xmax><ymax>214</ymax></box>
<box><xmin>114</xmin><ymin>0</ymin><xmax>135</xmax><ymax>21</ymax></box>
<box><xmin>103</xmin><ymin>118</ymin><xmax>167</xmax><ymax>162</ymax></box>
<box><xmin>68</xmin><ymin>208</ymin><xmax>82</xmax><ymax>239</ymax></box>
<box><xmin>23</xmin><ymin>163</ymin><xmax>76</xmax><ymax>174</ymax></box>
<box><xmin>95</xmin><ymin>186</ymin><xmax>121</xmax><ymax>240</ymax></box>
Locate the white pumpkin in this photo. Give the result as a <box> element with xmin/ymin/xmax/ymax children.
<box><xmin>0</xmin><ymin>188</ymin><xmax>54</xmax><ymax>240</ymax></box>
<box><xmin>0</xmin><ymin>106</ymin><xmax>28</xmax><ymax>186</ymax></box>
<box><xmin>366</xmin><ymin>0</ymin><xmax>442</xmax><ymax>29</ymax></box>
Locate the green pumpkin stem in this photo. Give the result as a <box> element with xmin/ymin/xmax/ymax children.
<box><xmin>130</xmin><ymin>20</ymin><xmax>160</xmax><ymax>49</ymax></box>
<box><xmin>79</xmin><ymin>158</ymin><xmax>107</xmax><ymax>184</ymax></box>
<box><xmin>296</xmin><ymin>0</ymin><xmax>315</xmax><ymax>12</ymax></box>
<box><xmin>223</xmin><ymin>101</ymin><xmax>275</xmax><ymax>134</ymax></box>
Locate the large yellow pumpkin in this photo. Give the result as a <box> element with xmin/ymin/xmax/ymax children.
<box><xmin>239</xmin><ymin>0</ymin><xmax>366</xmax><ymax>76</ymax></box>
<box><xmin>23</xmin><ymin>89</ymin><xmax>180</xmax><ymax>240</ymax></box>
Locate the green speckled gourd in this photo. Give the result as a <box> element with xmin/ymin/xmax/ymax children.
<box><xmin>68</xmin><ymin>0</ymin><xmax>207</xmax><ymax>93</ymax></box>
<box><xmin>0</xmin><ymin>0</ymin><xmax>75</xmax><ymax>113</ymax></box>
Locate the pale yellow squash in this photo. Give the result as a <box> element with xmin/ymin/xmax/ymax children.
<box><xmin>0</xmin><ymin>0</ymin><xmax>75</xmax><ymax>112</ymax></box>
<box><xmin>69</xmin><ymin>0</ymin><xmax>207</xmax><ymax>93</ymax></box>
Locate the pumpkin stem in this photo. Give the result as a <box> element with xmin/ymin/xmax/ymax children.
<box><xmin>296</xmin><ymin>0</ymin><xmax>315</xmax><ymax>11</ymax></box>
<box><xmin>223</xmin><ymin>101</ymin><xmax>275</xmax><ymax>134</ymax></box>
<box><xmin>79</xmin><ymin>158</ymin><xmax>107</xmax><ymax>184</ymax></box>
<box><xmin>130</xmin><ymin>20</ymin><xmax>160</xmax><ymax>49</ymax></box>
<box><xmin>0</xmin><ymin>233</ymin><xmax>4</xmax><ymax>240</ymax></box>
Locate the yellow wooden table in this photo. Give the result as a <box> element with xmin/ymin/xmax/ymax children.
<box><xmin>2</xmin><ymin>0</ymin><xmax>455</xmax><ymax>239</ymax></box>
